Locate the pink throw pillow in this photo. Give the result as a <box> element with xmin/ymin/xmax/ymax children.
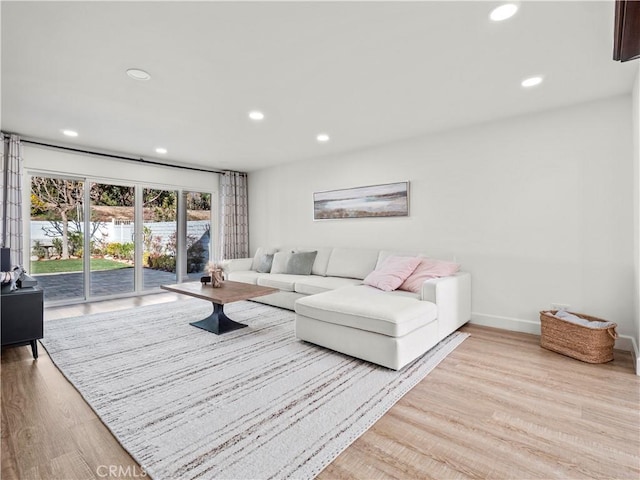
<box><xmin>363</xmin><ymin>256</ymin><xmax>421</xmax><ymax>292</ymax></box>
<box><xmin>399</xmin><ymin>257</ymin><xmax>461</xmax><ymax>293</ymax></box>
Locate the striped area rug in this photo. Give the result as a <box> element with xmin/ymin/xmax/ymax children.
<box><xmin>42</xmin><ymin>299</ymin><xmax>468</xmax><ymax>480</ymax></box>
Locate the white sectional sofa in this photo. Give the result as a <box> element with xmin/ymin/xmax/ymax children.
<box><xmin>223</xmin><ymin>247</ymin><xmax>471</xmax><ymax>370</ymax></box>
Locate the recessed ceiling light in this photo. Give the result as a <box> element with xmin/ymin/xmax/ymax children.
<box><xmin>490</xmin><ymin>3</ymin><xmax>519</xmax><ymax>22</ymax></box>
<box><xmin>316</xmin><ymin>133</ymin><xmax>330</xmax><ymax>143</ymax></box>
<box><xmin>248</xmin><ymin>110</ymin><xmax>265</xmax><ymax>121</ymax></box>
<box><xmin>155</xmin><ymin>147</ymin><xmax>167</xmax><ymax>154</ymax></box>
<box><xmin>126</xmin><ymin>68</ymin><xmax>151</xmax><ymax>81</ymax></box>
<box><xmin>62</xmin><ymin>129</ymin><xmax>78</xmax><ymax>137</ymax></box>
<box><xmin>521</xmin><ymin>75</ymin><xmax>544</xmax><ymax>88</ymax></box>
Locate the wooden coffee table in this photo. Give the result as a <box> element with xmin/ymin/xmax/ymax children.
<box><xmin>161</xmin><ymin>281</ymin><xmax>278</xmax><ymax>334</ymax></box>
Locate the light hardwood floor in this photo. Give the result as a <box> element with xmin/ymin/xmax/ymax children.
<box><xmin>2</xmin><ymin>294</ymin><xmax>639</xmax><ymax>479</ymax></box>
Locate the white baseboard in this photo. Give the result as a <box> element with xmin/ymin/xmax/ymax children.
<box><xmin>470</xmin><ymin>312</ymin><xmax>541</xmax><ymax>335</ymax></box>
<box><xmin>631</xmin><ymin>336</ymin><xmax>640</xmax><ymax>376</ymax></box>
<box><xmin>470</xmin><ymin>313</ymin><xmax>637</xmax><ymax>366</ymax></box>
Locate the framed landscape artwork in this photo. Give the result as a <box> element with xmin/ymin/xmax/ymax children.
<box><xmin>313</xmin><ymin>181</ymin><xmax>409</xmax><ymax>220</ymax></box>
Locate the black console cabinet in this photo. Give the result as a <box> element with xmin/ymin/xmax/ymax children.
<box><xmin>1</xmin><ymin>286</ymin><xmax>44</xmax><ymax>359</ymax></box>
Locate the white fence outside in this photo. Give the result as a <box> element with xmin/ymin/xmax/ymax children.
<box><xmin>30</xmin><ymin>220</ymin><xmax>210</xmax><ymax>250</ymax></box>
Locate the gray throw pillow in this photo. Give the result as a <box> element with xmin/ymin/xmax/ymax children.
<box><xmin>251</xmin><ymin>247</ymin><xmax>278</xmax><ymax>270</ymax></box>
<box><xmin>255</xmin><ymin>254</ymin><xmax>274</xmax><ymax>273</ymax></box>
<box><xmin>285</xmin><ymin>251</ymin><xmax>317</xmax><ymax>275</ymax></box>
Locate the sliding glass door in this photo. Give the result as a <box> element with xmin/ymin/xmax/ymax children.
<box><xmin>89</xmin><ymin>182</ymin><xmax>136</xmax><ymax>297</ymax></box>
<box><xmin>29</xmin><ymin>174</ymin><xmax>213</xmax><ymax>303</ymax></box>
<box><xmin>143</xmin><ymin>188</ymin><xmax>178</xmax><ymax>290</ymax></box>
<box><xmin>185</xmin><ymin>191</ymin><xmax>212</xmax><ymax>280</ymax></box>
<box><xmin>29</xmin><ymin>175</ymin><xmax>86</xmax><ymax>302</ymax></box>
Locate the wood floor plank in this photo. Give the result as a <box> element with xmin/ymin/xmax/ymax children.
<box><xmin>23</xmin><ymin>450</ymin><xmax>96</xmax><ymax>480</ymax></box>
<box><xmin>2</xmin><ymin>297</ymin><xmax>638</xmax><ymax>480</ymax></box>
<box><xmin>1</xmin><ymin>403</ymin><xmax>20</xmax><ymax>480</ymax></box>
<box><xmin>321</xmin><ymin>324</ymin><xmax>639</xmax><ymax>480</ymax></box>
<box><xmin>69</xmin><ymin>419</ymin><xmax>146</xmax><ymax>480</ymax></box>
<box><xmin>2</xmin><ymin>355</ymin><xmax>82</xmax><ymax>476</ymax></box>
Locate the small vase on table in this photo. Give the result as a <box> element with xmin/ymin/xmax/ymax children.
<box><xmin>206</xmin><ymin>262</ymin><xmax>224</xmax><ymax>288</ymax></box>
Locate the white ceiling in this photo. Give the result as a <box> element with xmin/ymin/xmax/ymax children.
<box><xmin>2</xmin><ymin>1</ymin><xmax>637</xmax><ymax>173</ymax></box>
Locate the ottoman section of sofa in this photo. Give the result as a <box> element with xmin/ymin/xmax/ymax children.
<box><xmin>294</xmin><ymin>285</ymin><xmax>437</xmax><ymax>338</ymax></box>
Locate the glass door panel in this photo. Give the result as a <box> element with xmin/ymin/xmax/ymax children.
<box><xmin>89</xmin><ymin>183</ymin><xmax>135</xmax><ymax>297</ymax></box>
<box><xmin>185</xmin><ymin>191</ymin><xmax>212</xmax><ymax>281</ymax></box>
<box><xmin>29</xmin><ymin>176</ymin><xmax>85</xmax><ymax>302</ymax></box>
<box><xmin>143</xmin><ymin>188</ymin><xmax>177</xmax><ymax>289</ymax></box>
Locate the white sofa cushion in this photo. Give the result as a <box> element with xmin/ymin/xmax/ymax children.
<box><xmin>294</xmin><ymin>285</ymin><xmax>437</xmax><ymax>337</ymax></box>
<box><xmin>294</xmin><ymin>275</ymin><xmax>362</xmax><ymax>295</ymax></box>
<box><xmin>325</xmin><ymin>248</ymin><xmax>379</xmax><ymax>280</ymax></box>
<box><xmin>257</xmin><ymin>274</ymin><xmax>310</xmax><ymax>292</ymax></box>
<box><xmin>227</xmin><ymin>270</ymin><xmax>266</xmax><ymax>285</ymax></box>
<box><xmin>223</xmin><ymin>258</ymin><xmax>254</xmax><ymax>273</ymax></box>
<box><xmin>295</xmin><ymin>314</ymin><xmax>439</xmax><ymax>370</ymax></box>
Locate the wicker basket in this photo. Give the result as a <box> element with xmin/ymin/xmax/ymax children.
<box><xmin>539</xmin><ymin>310</ymin><xmax>618</xmax><ymax>363</ymax></box>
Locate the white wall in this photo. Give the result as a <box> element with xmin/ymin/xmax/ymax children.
<box><xmin>249</xmin><ymin>96</ymin><xmax>636</xmax><ymax>339</ymax></box>
<box><xmin>633</xmin><ymin>64</ymin><xmax>640</xmax><ymax>373</ymax></box>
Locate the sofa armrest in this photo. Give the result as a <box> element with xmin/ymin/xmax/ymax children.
<box><xmin>222</xmin><ymin>258</ymin><xmax>254</xmax><ymax>273</ymax></box>
<box><xmin>421</xmin><ymin>272</ymin><xmax>471</xmax><ymax>340</ymax></box>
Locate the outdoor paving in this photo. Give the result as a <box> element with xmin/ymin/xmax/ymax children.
<box><xmin>35</xmin><ymin>268</ymin><xmax>203</xmax><ymax>302</ymax></box>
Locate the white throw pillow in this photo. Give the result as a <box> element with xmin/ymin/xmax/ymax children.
<box><xmin>270</xmin><ymin>251</ymin><xmax>293</xmax><ymax>274</ymax></box>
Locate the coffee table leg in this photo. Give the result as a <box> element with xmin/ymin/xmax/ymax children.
<box><xmin>190</xmin><ymin>302</ymin><xmax>248</xmax><ymax>335</ymax></box>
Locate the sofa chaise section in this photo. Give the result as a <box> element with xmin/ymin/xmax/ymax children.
<box><xmin>223</xmin><ymin>247</ymin><xmax>471</xmax><ymax>369</ymax></box>
<box><xmin>295</xmin><ymin>273</ymin><xmax>470</xmax><ymax>369</ymax></box>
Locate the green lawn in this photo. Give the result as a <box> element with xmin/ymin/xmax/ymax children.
<box><xmin>30</xmin><ymin>258</ymin><xmax>132</xmax><ymax>274</ymax></box>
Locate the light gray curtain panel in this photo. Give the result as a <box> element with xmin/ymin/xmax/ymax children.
<box><xmin>219</xmin><ymin>171</ymin><xmax>249</xmax><ymax>260</ymax></box>
<box><xmin>1</xmin><ymin>133</ymin><xmax>23</xmax><ymax>266</ymax></box>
